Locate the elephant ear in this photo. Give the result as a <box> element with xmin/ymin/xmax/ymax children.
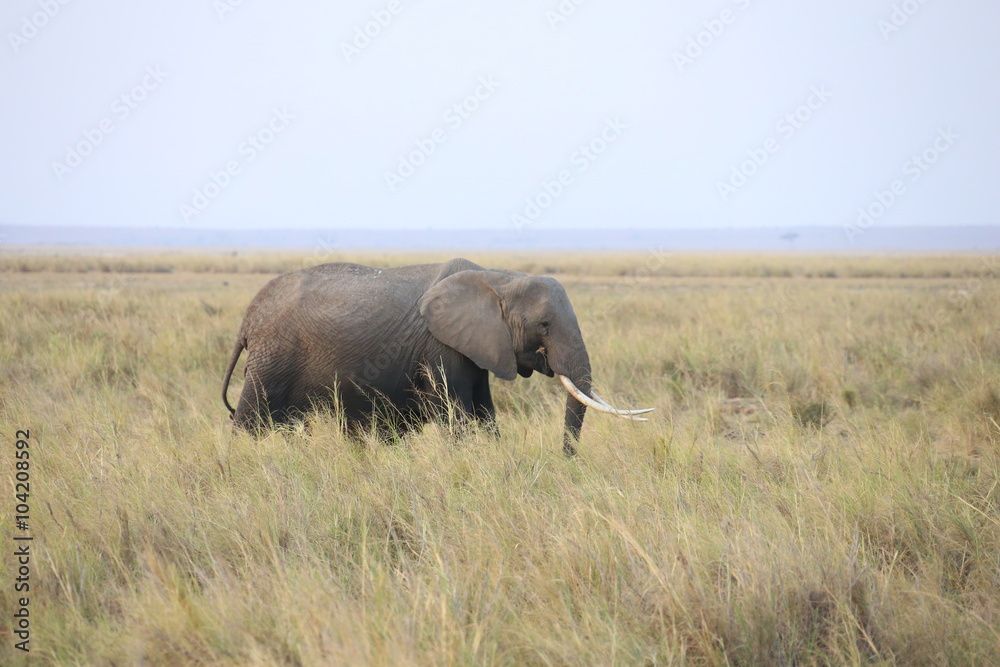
<box><xmin>419</xmin><ymin>270</ymin><xmax>518</xmax><ymax>381</ymax></box>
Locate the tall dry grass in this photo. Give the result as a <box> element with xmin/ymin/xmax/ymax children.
<box><xmin>1</xmin><ymin>252</ymin><xmax>998</xmax><ymax>665</ymax></box>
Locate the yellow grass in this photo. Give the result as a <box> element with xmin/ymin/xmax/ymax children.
<box><xmin>1</xmin><ymin>251</ymin><xmax>998</xmax><ymax>665</ymax></box>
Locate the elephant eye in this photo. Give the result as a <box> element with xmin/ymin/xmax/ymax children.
<box><xmin>540</xmin><ymin>320</ymin><xmax>550</xmax><ymax>331</ymax></box>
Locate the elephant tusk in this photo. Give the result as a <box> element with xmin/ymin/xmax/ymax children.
<box><xmin>591</xmin><ymin>390</ymin><xmax>655</xmax><ymax>416</ymax></box>
<box><xmin>558</xmin><ymin>375</ymin><xmax>616</xmax><ymax>413</ymax></box>
<box><xmin>558</xmin><ymin>375</ymin><xmax>653</xmax><ymax>421</ymax></box>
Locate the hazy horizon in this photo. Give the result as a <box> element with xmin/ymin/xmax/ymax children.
<box><xmin>3</xmin><ymin>224</ymin><xmax>996</xmax><ymax>253</ymax></box>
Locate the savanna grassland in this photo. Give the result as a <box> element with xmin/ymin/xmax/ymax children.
<box><xmin>1</xmin><ymin>250</ymin><xmax>999</xmax><ymax>665</ymax></box>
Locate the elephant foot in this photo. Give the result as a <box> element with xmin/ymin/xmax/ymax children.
<box><xmin>562</xmin><ymin>438</ymin><xmax>577</xmax><ymax>457</ymax></box>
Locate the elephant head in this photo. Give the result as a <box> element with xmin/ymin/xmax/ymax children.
<box><xmin>418</xmin><ymin>269</ymin><xmax>652</xmax><ymax>454</ymax></box>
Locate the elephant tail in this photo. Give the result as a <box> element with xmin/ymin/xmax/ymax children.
<box><xmin>222</xmin><ymin>337</ymin><xmax>245</xmax><ymax>416</ymax></box>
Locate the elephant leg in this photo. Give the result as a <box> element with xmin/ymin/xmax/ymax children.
<box><xmin>422</xmin><ymin>371</ymin><xmax>478</xmax><ymax>438</ymax></box>
<box><xmin>348</xmin><ymin>414</ymin><xmax>408</xmax><ymax>445</ymax></box>
<box><xmin>413</xmin><ymin>364</ymin><xmax>470</xmax><ymax>423</ymax></box>
<box><xmin>472</xmin><ymin>376</ymin><xmax>500</xmax><ymax>439</ymax></box>
<box><xmin>233</xmin><ymin>363</ymin><xmax>294</xmax><ymax>431</ymax></box>
<box><xmin>233</xmin><ymin>369</ymin><xmax>269</xmax><ymax>431</ymax></box>
<box><xmin>369</xmin><ymin>396</ymin><xmax>415</xmax><ymax>443</ymax></box>
<box><xmin>562</xmin><ymin>396</ymin><xmax>586</xmax><ymax>457</ymax></box>
<box><xmin>443</xmin><ymin>384</ymin><xmax>477</xmax><ymax>437</ymax></box>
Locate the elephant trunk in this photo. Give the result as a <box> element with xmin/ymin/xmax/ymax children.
<box><xmin>551</xmin><ymin>342</ymin><xmax>655</xmax><ymax>456</ymax></box>
<box><xmin>562</xmin><ymin>381</ymin><xmax>589</xmax><ymax>457</ymax></box>
<box><xmin>550</xmin><ymin>344</ymin><xmax>592</xmax><ymax>457</ymax></box>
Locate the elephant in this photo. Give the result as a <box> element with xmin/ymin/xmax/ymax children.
<box><xmin>221</xmin><ymin>258</ymin><xmax>652</xmax><ymax>455</ymax></box>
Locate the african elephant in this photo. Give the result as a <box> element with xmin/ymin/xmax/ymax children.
<box><xmin>221</xmin><ymin>258</ymin><xmax>651</xmax><ymax>455</ymax></box>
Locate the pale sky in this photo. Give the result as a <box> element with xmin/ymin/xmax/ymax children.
<box><xmin>1</xmin><ymin>1</ymin><xmax>998</xmax><ymax>233</ymax></box>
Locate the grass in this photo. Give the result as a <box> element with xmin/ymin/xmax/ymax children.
<box><xmin>1</xmin><ymin>251</ymin><xmax>998</xmax><ymax>665</ymax></box>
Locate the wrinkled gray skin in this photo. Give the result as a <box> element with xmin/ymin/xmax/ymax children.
<box><xmin>222</xmin><ymin>258</ymin><xmax>592</xmax><ymax>455</ymax></box>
